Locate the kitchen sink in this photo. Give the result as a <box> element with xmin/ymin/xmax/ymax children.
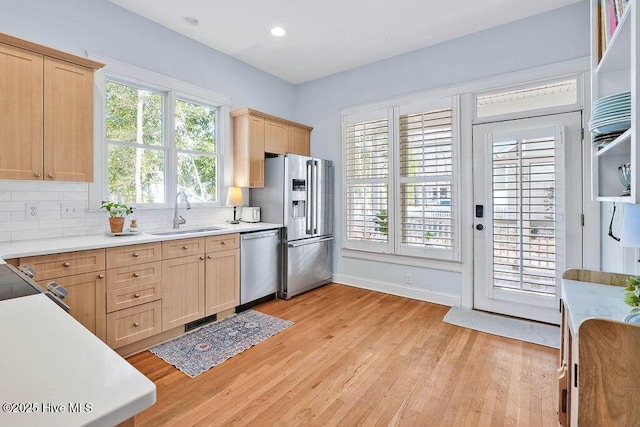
<box><xmin>149</xmin><ymin>227</ymin><xmax>228</xmax><ymax>236</ymax></box>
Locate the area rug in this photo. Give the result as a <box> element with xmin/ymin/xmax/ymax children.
<box><xmin>149</xmin><ymin>309</ymin><xmax>294</xmax><ymax>378</ymax></box>
<box><xmin>443</xmin><ymin>306</ymin><xmax>560</xmax><ymax>349</ymax></box>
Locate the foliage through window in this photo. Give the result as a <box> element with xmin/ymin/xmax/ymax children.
<box><xmin>105</xmin><ymin>80</ymin><xmax>219</xmax><ymax>205</ymax></box>
<box><xmin>343</xmin><ymin>100</ymin><xmax>459</xmax><ymax>261</ymax></box>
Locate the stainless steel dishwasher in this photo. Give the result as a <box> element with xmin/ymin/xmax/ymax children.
<box><xmin>240</xmin><ymin>229</ymin><xmax>280</xmax><ymax>305</ymax></box>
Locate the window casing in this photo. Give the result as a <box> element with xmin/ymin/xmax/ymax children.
<box><xmin>104</xmin><ymin>77</ymin><xmax>221</xmax><ymax>206</ymax></box>
<box><xmin>343</xmin><ymin>98</ymin><xmax>460</xmax><ymax>261</ymax></box>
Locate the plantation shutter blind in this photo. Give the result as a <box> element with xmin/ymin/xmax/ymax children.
<box><xmin>343</xmin><ymin>110</ymin><xmax>392</xmax><ymax>253</ymax></box>
<box><xmin>397</xmin><ymin>104</ymin><xmax>457</xmax><ymax>260</ymax></box>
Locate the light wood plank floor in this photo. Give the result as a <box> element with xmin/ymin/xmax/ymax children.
<box><xmin>128</xmin><ymin>284</ymin><xmax>558</xmax><ymax>426</ymax></box>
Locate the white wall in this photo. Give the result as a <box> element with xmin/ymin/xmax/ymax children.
<box><xmin>293</xmin><ymin>1</ymin><xmax>591</xmax><ymax>304</ymax></box>
<box><xmin>0</xmin><ymin>0</ymin><xmax>296</xmax><ymax>242</ymax></box>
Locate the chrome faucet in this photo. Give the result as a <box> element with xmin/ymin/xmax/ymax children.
<box><xmin>173</xmin><ymin>191</ymin><xmax>191</xmax><ymax>229</ymax></box>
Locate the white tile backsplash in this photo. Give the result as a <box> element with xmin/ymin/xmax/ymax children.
<box><xmin>0</xmin><ymin>180</ymin><xmax>238</xmax><ymax>242</ymax></box>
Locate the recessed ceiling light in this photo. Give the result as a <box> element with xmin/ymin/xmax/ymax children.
<box><xmin>270</xmin><ymin>26</ymin><xmax>286</xmax><ymax>37</ymax></box>
<box><xmin>181</xmin><ymin>16</ymin><xmax>199</xmax><ymax>26</ymax></box>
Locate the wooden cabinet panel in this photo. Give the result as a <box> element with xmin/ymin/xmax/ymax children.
<box><xmin>106</xmin><ymin>242</ymin><xmax>162</xmax><ymax>268</ymax></box>
<box><xmin>106</xmin><ymin>261</ymin><xmax>162</xmax><ymax>291</ymax></box>
<box><xmin>44</xmin><ymin>57</ymin><xmax>94</xmax><ymax>182</ymax></box>
<box><xmin>206</xmin><ymin>233</ymin><xmax>239</xmax><ymax>252</ymax></box>
<box><xmin>21</xmin><ymin>249</ymin><xmax>105</xmax><ymax>281</ymax></box>
<box><xmin>162</xmin><ymin>255</ymin><xmax>205</xmax><ymax>331</ymax></box>
<box><xmin>38</xmin><ymin>271</ymin><xmax>106</xmax><ymax>341</ymax></box>
<box><xmin>264</xmin><ymin>119</ymin><xmax>288</xmax><ymax>154</ymax></box>
<box><xmin>205</xmin><ymin>248</ymin><xmax>239</xmax><ymax>316</ymax></box>
<box><xmin>0</xmin><ymin>43</ymin><xmax>43</xmax><ymax>180</ymax></box>
<box><xmin>107</xmin><ymin>280</ymin><xmax>161</xmax><ymax>313</ymax></box>
<box><xmin>233</xmin><ymin>113</ymin><xmax>264</xmax><ymax>188</ymax></box>
<box><xmin>288</xmin><ymin>126</ymin><xmax>310</xmax><ymax>156</ymax></box>
<box><xmin>248</xmin><ymin>116</ymin><xmax>265</xmax><ymax>188</ymax></box>
<box><xmin>162</xmin><ymin>237</ymin><xmax>205</xmax><ymax>260</ymax></box>
<box><xmin>107</xmin><ymin>300</ymin><xmax>162</xmax><ymax>348</ymax></box>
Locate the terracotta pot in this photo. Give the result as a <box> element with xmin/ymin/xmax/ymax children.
<box><xmin>109</xmin><ymin>217</ymin><xmax>125</xmax><ymax>233</ymax></box>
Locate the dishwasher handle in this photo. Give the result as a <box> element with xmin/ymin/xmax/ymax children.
<box><xmin>241</xmin><ymin>230</ymin><xmax>280</xmax><ymax>241</ymax></box>
<box><xmin>288</xmin><ymin>236</ymin><xmax>334</xmax><ymax>248</ymax></box>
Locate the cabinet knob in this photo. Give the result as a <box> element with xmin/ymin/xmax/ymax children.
<box><xmin>133</xmin><ymin>252</ymin><xmax>140</xmax><ymax>257</ymax></box>
<box><xmin>133</xmin><ymin>272</ymin><xmax>140</xmax><ymax>277</ymax></box>
<box><xmin>63</xmin><ymin>262</ymin><xmax>71</xmax><ymax>268</ymax></box>
<box><xmin>183</xmin><ymin>245</ymin><xmax>189</xmax><ymax>250</ymax></box>
<box><xmin>200</xmin><ymin>256</ymin><xmax>205</xmax><ymax>260</ymax></box>
<box><xmin>133</xmin><ymin>322</ymin><xmax>140</xmax><ymax>327</ymax></box>
<box><xmin>33</xmin><ymin>172</ymin><xmax>41</xmax><ymax>178</ymax></box>
<box><xmin>221</xmin><ymin>241</ymin><xmax>226</xmax><ymax>245</ymax></box>
<box><xmin>47</xmin><ymin>173</ymin><xmax>55</xmax><ymax>179</ymax></box>
<box><xmin>98</xmin><ymin>274</ymin><xmax>105</xmax><ymax>279</ymax></box>
<box><xmin>134</xmin><ymin>293</ymin><xmax>141</xmax><ymax>298</ymax></box>
<box><xmin>207</xmin><ymin>255</ymin><xmax>212</xmax><ymax>259</ymax></box>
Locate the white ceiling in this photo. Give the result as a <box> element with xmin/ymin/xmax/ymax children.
<box><xmin>108</xmin><ymin>0</ymin><xmax>584</xmax><ymax>84</ymax></box>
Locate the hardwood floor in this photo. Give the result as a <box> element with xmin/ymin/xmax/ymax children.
<box><xmin>128</xmin><ymin>284</ymin><xmax>558</xmax><ymax>426</ymax></box>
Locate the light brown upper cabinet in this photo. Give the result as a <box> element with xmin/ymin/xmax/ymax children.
<box><xmin>231</xmin><ymin>108</ymin><xmax>312</xmax><ymax>188</ymax></box>
<box><xmin>0</xmin><ymin>33</ymin><xmax>104</xmax><ymax>182</ymax></box>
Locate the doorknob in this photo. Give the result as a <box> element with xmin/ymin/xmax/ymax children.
<box><xmin>476</xmin><ymin>224</ymin><xmax>484</xmax><ymax>231</ymax></box>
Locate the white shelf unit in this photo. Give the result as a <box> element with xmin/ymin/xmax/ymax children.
<box><xmin>591</xmin><ymin>0</ymin><xmax>638</xmax><ymax>202</ymax></box>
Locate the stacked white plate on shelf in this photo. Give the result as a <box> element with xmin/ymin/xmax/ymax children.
<box><xmin>589</xmin><ymin>91</ymin><xmax>631</xmax><ymax>136</ymax></box>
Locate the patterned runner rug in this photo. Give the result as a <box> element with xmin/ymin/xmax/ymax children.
<box><xmin>149</xmin><ymin>309</ymin><xmax>293</xmax><ymax>378</ymax></box>
<box><xmin>443</xmin><ymin>306</ymin><xmax>560</xmax><ymax>349</ymax></box>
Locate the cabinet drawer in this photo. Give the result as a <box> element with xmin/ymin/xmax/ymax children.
<box><xmin>162</xmin><ymin>237</ymin><xmax>205</xmax><ymax>259</ymax></box>
<box><xmin>107</xmin><ymin>300</ymin><xmax>162</xmax><ymax>348</ymax></box>
<box><xmin>106</xmin><ymin>242</ymin><xmax>161</xmax><ymax>268</ymax></box>
<box><xmin>106</xmin><ymin>261</ymin><xmax>162</xmax><ymax>291</ymax></box>
<box><xmin>21</xmin><ymin>249</ymin><xmax>105</xmax><ymax>280</ymax></box>
<box><xmin>206</xmin><ymin>234</ymin><xmax>239</xmax><ymax>252</ymax></box>
<box><xmin>107</xmin><ymin>280</ymin><xmax>161</xmax><ymax>313</ymax></box>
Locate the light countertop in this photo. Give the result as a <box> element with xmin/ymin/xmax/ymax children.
<box><xmin>0</xmin><ymin>294</ymin><xmax>156</xmax><ymax>427</ymax></box>
<box><xmin>561</xmin><ymin>279</ymin><xmax>630</xmax><ymax>335</ymax></box>
<box><xmin>0</xmin><ymin>222</ymin><xmax>282</xmax><ymax>260</ymax></box>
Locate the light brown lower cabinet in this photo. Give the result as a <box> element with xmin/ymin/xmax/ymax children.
<box><xmin>205</xmin><ymin>249</ymin><xmax>240</xmax><ymax>316</ymax></box>
<box><xmin>106</xmin><ymin>300</ymin><xmax>162</xmax><ymax>348</ymax></box>
<box><xmin>161</xmin><ymin>254</ymin><xmax>206</xmax><ymax>331</ymax></box>
<box><xmin>37</xmin><ymin>271</ymin><xmax>106</xmax><ymax>341</ymax></box>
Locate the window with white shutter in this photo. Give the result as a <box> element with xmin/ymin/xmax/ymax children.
<box><xmin>342</xmin><ymin>99</ymin><xmax>459</xmax><ymax>261</ymax></box>
<box><xmin>398</xmin><ymin>107</ymin><xmax>456</xmax><ymax>259</ymax></box>
<box><xmin>344</xmin><ymin>112</ymin><xmax>392</xmax><ymax>253</ymax></box>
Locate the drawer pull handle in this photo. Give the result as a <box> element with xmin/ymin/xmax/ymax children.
<box><xmin>221</xmin><ymin>241</ymin><xmax>226</xmax><ymax>245</ymax></box>
<box><xmin>34</xmin><ymin>172</ymin><xmax>41</xmax><ymax>178</ymax></box>
<box><xmin>133</xmin><ymin>322</ymin><xmax>140</xmax><ymax>327</ymax></box>
<box><xmin>133</xmin><ymin>252</ymin><xmax>140</xmax><ymax>257</ymax></box>
<box><xmin>133</xmin><ymin>272</ymin><xmax>140</xmax><ymax>277</ymax></box>
<box><xmin>63</xmin><ymin>262</ymin><xmax>71</xmax><ymax>268</ymax></box>
<box><xmin>98</xmin><ymin>274</ymin><xmax>105</xmax><ymax>279</ymax></box>
<box><xmin>134</xmin><ymin>293</ymin><xmax>141</xmax><ymax>298</ymax></box>
<box><xmin>47</xmin><ymin>173</ymin><xmax>55</xmax><ymax>179</ymax></box>
<box><xmin>200</xmin><ymin>256</ymin><xmax>205</xmax><ymax>260</ymax></box>
<box><xmin>207</xmin><ymin>255</ymin><xmax>212</xmax><ymax>259</ymax></box>
<box><xmin>183</xmin><ymin>245</ymin><xmax>189</xmax><ymax>250</ymax></box>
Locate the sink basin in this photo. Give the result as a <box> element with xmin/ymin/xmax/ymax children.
<box><xmin>150</xmin><ymin>227</ymin><xmax>227</xmax><ymax>236</ymax></box>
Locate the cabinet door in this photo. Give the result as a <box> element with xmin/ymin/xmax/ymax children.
<box><xmin>38</xmin><ymin>271</ymin><xmax>107</xmax><ymax>341</ymax></box>
<box><xmin>0</xmin><ymin>43</ymin><xmax>43</xmax><ymax>180</ymax></box>
<box><xmin>162</xmin><ymin>255</ymin><xmax>205</xmax><ymax>330</ymax></box>
<box><xmin>107</xmin><ymin>300</ymin><xmax>162</xmax><ymax>348</ymax></box>
<box><xmin>44</xmin><ymin>57</ymin><xmax>94</xmax><ymax>182</ymax></box>
<box><xmin>264</xmin><ymin>119</ymin><xmax>288</xmax><ymax>154</ymax></box>
<box><xmin>248</xmin><ymin>115</ymin><xmax>265</xmax><ymax>187</ymax></box>
<box><xmin>205</xmin><ymin>249</ymin><xmax>239</xmax><ymax>316</ymax></box>
<box><xmin>288</xmin><ymin>126</ymin><xmax>310</xmax><ymax>156</ymax></box>
<box><xmin>21</xmin><ymin>248</ymin><xmax>106</xmax><ymax>281</ymax></box>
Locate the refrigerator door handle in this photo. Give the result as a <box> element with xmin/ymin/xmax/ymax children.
<box><xmin>288</xmin><ymin>236</ymin><xmax>334</xmax><ymax>248</ymax></box>
<box><xmin>306</xmin><ymin>161</ymin><xmax>313</xmax><ymax>235</ymax></box>
<box><xmin>313</xmin><ymin>160</ymin><xmax>319</xmax><ymax>235</ymax></box>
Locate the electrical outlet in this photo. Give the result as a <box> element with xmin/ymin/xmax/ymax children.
<box><xmin>26</xmin><ymin>203</ymin><xmax>40</xmax><ymax>220</ymax></box>
<box><xmin>61</xmin><ymin>202</ymin><xmax>83</xmax><ymax>218</ymax></box>
<box><xmin>405</xmin><ymin>273</ymin><xmax>412</xmax><ymax>284</ymax></box>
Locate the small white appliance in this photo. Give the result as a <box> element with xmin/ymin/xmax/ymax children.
<box><xmin>241</xmin><ymin>207</ymin><xmax>261</xmax><ymax>223</ymax></box>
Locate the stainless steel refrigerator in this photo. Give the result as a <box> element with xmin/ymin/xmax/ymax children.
<box><xmin>252</xmin><ymin>154</ymin><xmax>333</xmax><ymax>299</ymax></box>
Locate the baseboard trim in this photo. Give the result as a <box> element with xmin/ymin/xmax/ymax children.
<box><xmin>333</xmin><ymin>274</ymin><xmax>461</xmax><ymax>307</ymax></box>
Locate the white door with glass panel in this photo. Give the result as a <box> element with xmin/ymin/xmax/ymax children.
<box><xmin>472</xmin><ymin>112</ymin><xmax>582</xmax><ymax>324</ymax></box>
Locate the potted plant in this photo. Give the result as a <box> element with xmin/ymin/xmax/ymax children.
<box><xmin>624</xmin><ymin>276</ymin><xmax>640</xmax><ymax>313</ymax></box>
<box><xmin>100</xmin><ymin>202</ymin><xmax>134</xmax><ymax>233</ymax></box>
